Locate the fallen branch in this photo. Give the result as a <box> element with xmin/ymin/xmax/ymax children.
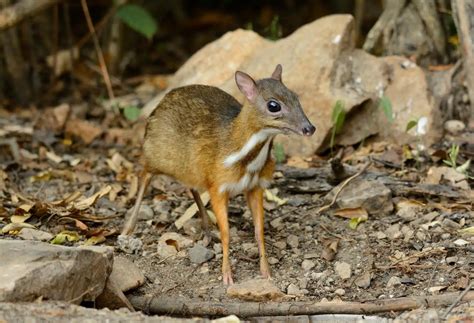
<box><xmin>0</xmin><ymin>0</ymin><xmax>59</xmax><ymax>30</ymax></box>
<box><xmin>442</xmin><ymin>281</ymin><xmax>473</xmax><ymax>319</ymax></box>
<box><xmin>128</xmin><ymin>291</ymin><xmax>474</xmax><ymax>317</ymax></box>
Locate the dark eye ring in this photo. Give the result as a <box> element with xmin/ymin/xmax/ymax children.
<box><xmin>267</xmin><ymin>100</ymin><xmax>281</xmax><ymax>113</ymax></box>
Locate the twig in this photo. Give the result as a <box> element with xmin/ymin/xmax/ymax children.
<box><xmin>80</xmin><ymin>0</ymin><xmax>115</xmax><ymax>100</ymax></box>
<box><xmin>128</xmin><ymin>291</ymin><xmax>474</xmax><ymax>318</ymax></box>
<box><xmin>442</xmin><ymin>281</ymin><xmax>473</xmax><ymax>319</ymax></box>
<box><xmin>316</xmin><ymin>162</ymin><xmax>371</xmax><ymax>214</ymax></box>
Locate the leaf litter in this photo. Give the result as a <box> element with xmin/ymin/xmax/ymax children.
<box><xmin>0</xmin><ymin>103</ymin><xmax>473</xmax><ymax>310</ymax></box>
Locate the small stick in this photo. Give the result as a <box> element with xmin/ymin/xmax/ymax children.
<box><xmin>442</xmin><ymin>280</ymin><xmax>473</xmax><ymax>319</ymax></box>
<box><xmin>316</xmin><ymin>162</ymin><xmax>371</xmax><ymax>214</ymax></box>
<box><xmin>80</xmin><ymin>0</ymin><xmax>115</xmax><ymax>100</ymax></box>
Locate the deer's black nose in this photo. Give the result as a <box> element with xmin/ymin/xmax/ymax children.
<box><xmin>302</xmin><ymin>124</ymin><xmax>316</xmax><ymax>136</ymax></box>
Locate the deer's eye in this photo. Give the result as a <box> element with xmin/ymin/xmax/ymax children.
<box><xmin>267</xmin><ymin>100</ymin><xmax>281</xmax><ymax>113</ymax></box>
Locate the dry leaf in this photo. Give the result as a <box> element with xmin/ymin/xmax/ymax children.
<box><xmin>65</xmin><ymin>118</ymin><xmax>102</xmax><ymax>144</ymax></box>
<box><xmin>75</xmin><ymin>219</ymin><xmax>88</xmax><ymax>231</ymax></box>
<box><xmin>321</xmin><ymin>239</ymin><xmax>339</xmax><ymax>261</ymax></box>
<box><xmin>286</xmin><ymin>156</ymin><xmax>310</xmax><ymax>168</ymax></box>
<box><xmin>2</xmin><ymin>222</ymin><xmax>36</xmax><ymax>233</ymax></box>
<box><xmin>74</xmin><ymin>185</ymin><xmax>112</xmax><ymax>210</ymax></box>
<box><xmin>333</xmin><ymin>207</ymin><xmax>368</xmax><ymax>219</ymax></box>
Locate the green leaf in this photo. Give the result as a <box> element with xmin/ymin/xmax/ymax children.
<box><xmin>348</xmin><ymin>217</ymin><xmax>366</xmax><ymax>230</ymax></box>
<box><xmin>273</xmin><ymin>143</ymin><xmax>286</xmax><ymax>164</ymax></box>
<box><xmin>123</xmin><ymin>106</ymin><xmax>141</xmax><ymax>121</ymax></box>
<box><xmin>51</xmin><ymin>231</ymin><xmax>80</xmax><ymax>245</ymax></box>
<box><xmin>116</xmin><ymin>4</ymin><xmax>157</xmax><ymax>39</ymax></box>
<box><xmin>406</xmin><ymin>119</ymin><xmax>418</xmax><ymax>132</ymax></box>
<box><xmin>379</xmin><ymin>96</ymin><xmax>394</xmax><ymax>123</ymax></box>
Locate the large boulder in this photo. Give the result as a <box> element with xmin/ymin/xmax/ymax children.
<box><xmin>0</xmin><ymin>240</ymin><xmax>113</xmax><ymax>304</ymax></box>
<box><xmin>142</xmin><ymin>15</ymin><xmax>439</xmax><ymax>156</ymax></box>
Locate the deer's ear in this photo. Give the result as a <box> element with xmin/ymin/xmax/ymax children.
<box><xmin>235</xmin><ymin>71</ymin><xmax>258</xmax><ymax>102</ymax></box>
<box><xmin>271</xmin><ymin>64</ymin><xmax>282</xmax><ymax>82</ymax></box>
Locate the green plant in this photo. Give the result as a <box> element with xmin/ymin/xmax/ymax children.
<box><xmin>116</xmin><ymin>4</ymin><xmax>157</xmax><ymax>39</ymax></box>
<box><xmin>123</xmin><ymin>105</ymin><xmax>141</xmax><ymax>121</ymax></box>
<box><xmin>265</xmin><ymin>16</ymin><xmax>282</xmax><ymax>40</ymax></box>
<box><xmin>330</xmin><ymin>100</ymin><xmax>346</xmax><ymax>151</ymax></box>
<box><xmin>379</xmin><ymin>95</ymin><xmax>394</xmax><ymax>123</ymax></box>
<box><xmin>273</xmin><ymin>143</ymin><xmax>286</xmax><ymax>164</ymax></box>
<box><xmin>443</xmin><ymin>143</ymin><xmax>460</xmax><ymax>168</ymax></box>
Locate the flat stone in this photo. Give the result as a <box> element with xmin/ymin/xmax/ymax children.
<box><xmin>95</xmin><ymin>277</ymin><xmax>134</xmax><ymax>310</ymax></box>
<box><xmin>334</xmin><ymin>288</ymin><xmax>345</xmax><ymax>296</ymax></box>
<box><xmin>274</xmin><ymin>241</ymin><xmax>287</xmax><ymax>249</ymax></box>
<box><xmin>327</xmin><ymin>178</ymin><xmax>393</xmax><ymax>216</ymax></box>
<box><xmin>188</xmin><ymin>245</ymin><xmax>215</xmax><ymax>264</ymax></box>
<box><xmin>286</xmin><ymin>283</ymin><xmax>304</xmax><ymax>296</ymax></box>
<box><xmin>108</xmin><ymin>257</ymin><xmax>145</xmax><ymax>292</ymax></box>
<box><xmin>0</xmin><ymin>240</ymin><xmax>112</xmax><ymax>304</ymax></box>
<box><xmin>227</xmin><ymin>278</ymin><xmax>284</xmax><ymax>301</ymax></box>
<box><xmin>334</xmin><ymin>261</ymin><xmax>351</xmax><ymax>280</ymax></box>
<box><xmin>268</xmin><ymin>257</ymin><xmax>279</xmax><ymax>265</ymax></box>
<box><xmin>302</xmin><ymin>260</ymin><xmax>316</xmax><ymax>271</ymax></box>
<box><xmin>17</xmin><ymin>228</ymin><xmax>53</xmax><ymax>242</ymax></box>
<box><xmin>387</xmin><ymin>276</ymin><xmax>402</xmax><ymax>288</ymax></box>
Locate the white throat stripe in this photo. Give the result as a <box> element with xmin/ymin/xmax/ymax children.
<box><xmin>223</xmin><ymin>128</ymin><xmax>279</xmax><ymax>167</ymax></box>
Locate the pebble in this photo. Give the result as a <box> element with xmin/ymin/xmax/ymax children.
<box><xmin>287</xmin><ymin>283</ymin><xmax>304</xmax><ymax>296</ymax></box>
<box><xmin>137</xmin><ymin>204</ymin><xmax>154</xmax><ymax>220</ymax></box>
<box><xmin>188</xmin><ymin>245</ymin><xmax>215</xmax><ymax>264</ymax></box>
<box><xmin>304</xmin><ymin>252</ymin><xmax>319</xmax><ymax>259</ymax></box>
<box><xmin>385</xmin><ymin>223</ymin><xmax>402</xmax><ymax>240</ymax></box>
<box><xmin>387</xmin><ymin>276</ymin><xmax>401</xmax><ymax>288</ymax></box>
<box><xmin>274</xmin><ymin>241</ymin><xmax>287</xmax><ymax>249</ymax></box>
<box><xmin>416</xmin><ymin>231</ymin><xmax>427</xmax><ymax>241</ymax></box>
<box><xmin>227</xmin><ymin>278</ymin><xmax>284</xmax><ymax>301</ymax></box>
<box><xmin>441</xmin><ymin>218</ymin><xmax>461</xmax><ymax>230</ymax></box>
<box><xmin>270</xmin><ymin>218</ymin><xmax>284</xmax><ymax>229</ymax></box>
<box><xmin>18</xmin><ymin>228</ymin><xmax>53</xmax><ymax>242</ymax></box>
<box><xmin>334</xmin><ymin>288</ymin><xmax>345</xmax><ymax>296</ymax></box>
<box><xmin>334</xmin><ymin>261</ymin><xmax>351</xmax><ymax>280</ymax></box>
<box><xmin>213</xmin><ymin>243</ymin><xmax>222</xmax><ymax>254</ymax></box>
<box><xmin>445</xmin><ymin>256</ymin><xmax>458</xmax><ymax>265</ymax></box>
<box><xmin>301</xmin><ymin>260</ymin><xmax>315</xmax><ymax>271</ymax></box>
<box><xmin>444</xmin><ymin>120</ymin><xmax>465</xmax><ymax>135</ymax></box>
<box><xmin>355</xmin><ymin>272</ymin><xmax>371</xmax><ymax>288</ymax></box>
<box><xmin>287</xmin><ymin>234</ymin><xmax>299</xmax><ymax>248</ymax></box>
<box><xmin>376</xmin><ymin>231</ymin><xmax>387</xmax><ymax>239</ymax></box>
<box><xmin>268</xmin><ymin>257</ymin><xmax>279</xmax><ymax>265</ymax></box>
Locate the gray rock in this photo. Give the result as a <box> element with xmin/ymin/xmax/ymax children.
<box><xmin>95</xmin><ymin>277</ymin><xmax>134</xmax><ymax>310</ymax></box>
<box><xmin>387</xmin><ymin>276</ymin><xmax>402</xmax><ymax>288</ymax></box>
<box><xmin>0</xmin><ymin>240</ymin><xmax>112</xmax><ymax>304</ymax></box>
<box><xmin>334</xmin><ymin>288</ymin><xmax>345</xmax><ymax>296</ymax></box>
<box><xmin>287</xmin><ymin>283</ymin><xmax>304</xmax><ymax>296</ymax></box>
<box><xmin>334</xmin><ymin>261</ymin><xmax>351</xmax><ymax>280</ymax></box>
<box><xmin>116</xmin><ymin>235</ymin><xmax>143</xmax><ymax>254</ymax></box>
<box><xmin>268</xmin><ymin>257</ymin><xmax>279</xmax><ymax>265</ymax></box>
<box><xmin>386</xmin><ymin>223</ymin><xmax>402</xmax><ymax>240</ymax></box>
<box><xmin>17</xmin><ymin>228</ymin><xmax>53</xmax><ymax>241</ymax></box>
<box><xmin>302</xmin><ymin>260</ymin><xmax>316</xmax><ymax>271</ymax></box>
<box><xmin>287</xmin><ymin>234</ymin><xmax>299</xmax><ymax>249</ymax></box>
<box><xmin>327</xmin><ymin>178</ymin><xmax>393</xmax><ymax>216</ymax></box>
<box><xmin>137</xmin><ymin>204</ymin><xmax>154</xmax><ymax>220</ymax></box>
<box><xmin>274</xmin><ymin>241</ymin><xmax>287</xmax><ymax>249</ymax></box>
<box><xmin>355</xmin><ymin>271</ymin><xmax>372</xmax><ymax>288</ymax></box>
<box><xmin>108</xmin><ymin>257</ymin><xmax>145</xmax><ymax>292</ymax></box>
<box><xmin>188</xmin><ymin>245</ymin><xmax>215</xmax><ymax>264</ymax></box>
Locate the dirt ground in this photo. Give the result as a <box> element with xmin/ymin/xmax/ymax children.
<box><xmin>0</xmin><ymin>108</ymin><xmax>473</xmax><ymax>319</ymax></box>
